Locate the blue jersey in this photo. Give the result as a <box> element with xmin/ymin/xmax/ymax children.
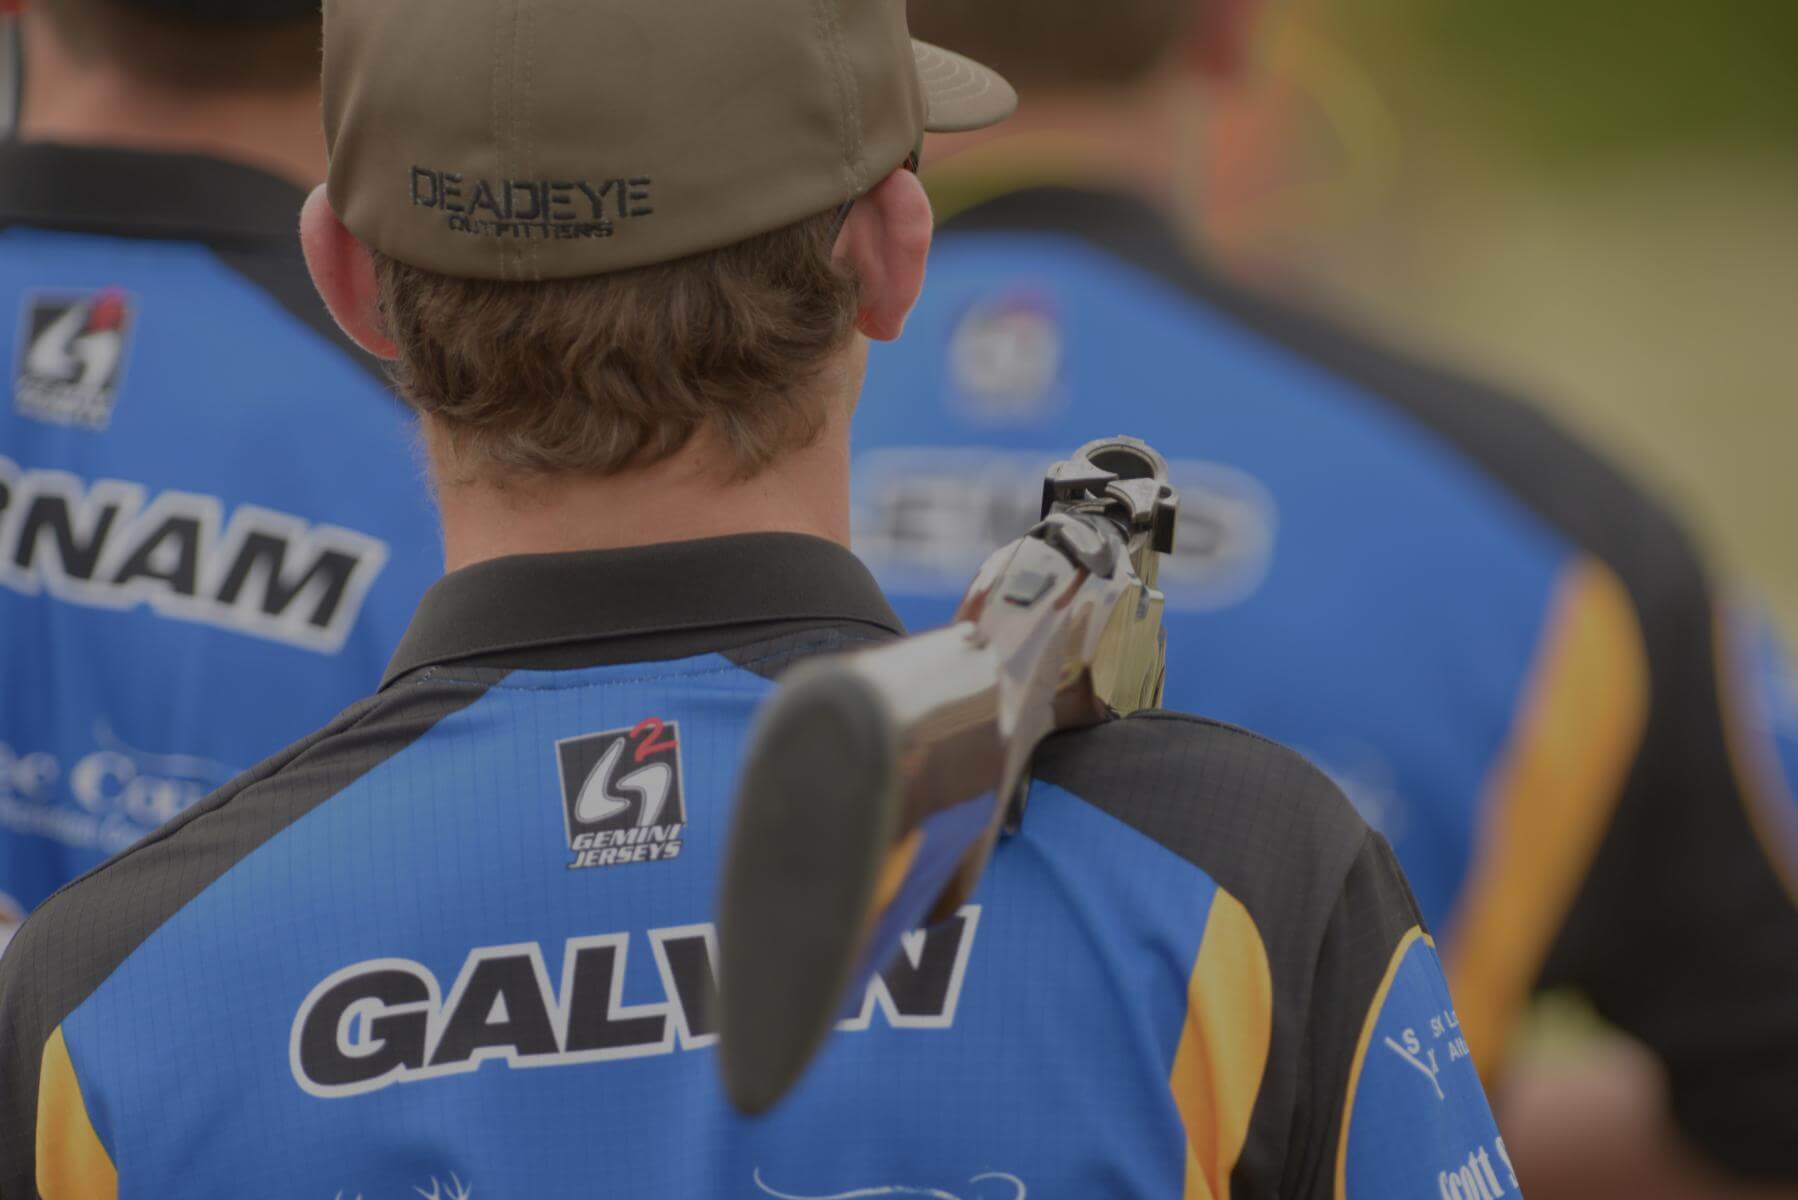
<box><xmin>853</xmin><ymin>185</ymin><xmax>1798</xmax><ymax>1176</ymax></box>
<box><xmin>0</xmin><ymin>144</ymin><xmax>439</xmax><ymax>930</ymax></box>
<box><xmin>0</xmin><ymin>535</ymin><xmax>1513</xmax><ymax>1198</ymax></box>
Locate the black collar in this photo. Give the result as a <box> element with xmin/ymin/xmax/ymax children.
<box><xmin>384</xmin><ymin>534</ymin><xmax>905</xmax><ymax>688</ymax></box>
<box><xmin>0</xmin><ymin>141</ymin><xmax>309</xmax><ymax>246</ymax></box>
<box><xmin>942</xmin><ymin>185</ymin><xmax>1199</xmax><ymax>294</ymax></box>
<box><xmin>940</xmin><ymin>184</ymin><xmax>1316</xmax><ymax>353</ymax></box>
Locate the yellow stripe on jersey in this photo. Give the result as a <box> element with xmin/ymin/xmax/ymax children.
<box><xmin>1335</xmin><ymin>927</ymin><xmax>1429</xmax><ymax>1200</ymax></box>
<box><xmin>1444</xmin><ymin>558</ymin><xmax>1650</xmax><ymax>1075</ymax></box>
<box><xmin>1713</xmin><ymin>602</ymin><xmax>1798</xmax><ymax>907</ymax></box>
<box><xmin>1173</xmin><ymin>888</ymin><xmax>1273</xmax><ymax>1200</ymax></box>
<box><xmin>872</xmin><ymin>831</ymin><xmax>924</xmax><ymax>915</ymax></box>
<box><xmin>37</xmin><ymin>1025</ymin><xmax>118</xmax><ymax>1200</ymax></box>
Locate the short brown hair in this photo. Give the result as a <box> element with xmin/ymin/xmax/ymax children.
<box><xmin>908</xmin><ymin>0</ymin><xmax>1197</xmax><ymax>90</ymax></box>
<box><xmin>42</xmin><ymin>0</ymin><xmax>321</xmax><ymax>92</ymax></box>
<box><xmin>375</xmin><ymin>211</ymin><xmax>861</xmax><ymax>485</ymax></box>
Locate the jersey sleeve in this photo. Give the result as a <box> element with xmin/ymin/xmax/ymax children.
<box><xmin>1715</xmin><ymin>603</ymin><xmax>1798</xmax><ymax>909</ymax></box>
<box><xmin>0</xmin><ymin>897</ymin><xmax>118</xmax><ymax>1200</ymax></box>
<box><xmin>0</xmin><ymin>931</ymin><xmax>41</xmax><ymax>1195</ymax></box>
<box><xmin>1542</xmin><ymin>589</ymin><xmax>1798</xmax><ymax>1179</ymax></box>
<box><xmin>1290</xmin><ymin>834</ymin><xmax>1521</xmax><ymax>1200</ymax></box>
<box><xmin>0</xmin><ymin>692</ymin><xmax>409</xmax><ymax>1200</ymax></box>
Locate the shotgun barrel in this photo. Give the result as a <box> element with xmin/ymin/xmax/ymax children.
<box><xmin>717</xmin><ymin>437</ymin><xmax>1179</xmax><ymax>1113</ymax></box>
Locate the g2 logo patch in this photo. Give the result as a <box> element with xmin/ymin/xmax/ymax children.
<box><xmin>15</xmin><ymin>290</ymin><xmax>136</xmax><ymax>431</ymax></box>
<box><xmin>947</xmin><ymin>290</ymin><xmax>1066</xmax><ymax>427</ymax></box>
<box><xmin>555</xmin><ymin>720</ymin><xmax>685</xmax><ymax>870</ymax></box>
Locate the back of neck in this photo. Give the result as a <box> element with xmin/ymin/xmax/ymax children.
<box><xmin>18</xmin><ymin>18</ymin><xmax>327</xmax><ymax>187</ymax></box>
<box><xmin>430</xmin><ymin>418</ymin><xmax>855</xmax><ymax>575</ymax></box>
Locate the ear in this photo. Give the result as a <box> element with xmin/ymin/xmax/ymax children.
<box><xmin>835</xmin><ymin>167</ymin><xmax>933</xmax><ymax>343</ymax></box>
<box><xmin>300</xmin><ymin>185</ymin><xmax>398</xmax><ymax>360</ymax></box>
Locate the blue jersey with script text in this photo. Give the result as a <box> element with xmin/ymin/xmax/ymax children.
<box><xmin>0</xmin><ymin>144</ymin><xmax>439</xmax><ymax>934</ymax></box>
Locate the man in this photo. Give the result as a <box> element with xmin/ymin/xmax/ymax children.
<box><xmin>0</xmin><ymin>0</ymin><xmax>440</xmax><ymax>944</ymax></box>
<box><xmin>851</xmin><ymin>1</ymin><xmax>1798</xmax><ymax>1195</ymax></box>
<box><xmin>0</xmin><ymin>1</ymin><xmax>1515</xmax><ymax>1195</ymax></box>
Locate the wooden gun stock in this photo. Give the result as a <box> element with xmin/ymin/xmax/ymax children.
<box><xmin>717</xmin><ymin>437</ymin><xmax>1178</xmax><ymax>1113</ymax></box>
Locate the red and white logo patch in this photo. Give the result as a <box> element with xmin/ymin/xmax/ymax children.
<box><xmin>15</xmin><ymin>289</ymin><xmax>136</xmax><ymax>431</ymax></box>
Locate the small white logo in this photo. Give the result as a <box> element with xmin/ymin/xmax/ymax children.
<box><xmin>15</xmin><ymin>290</ymin><xmax>135</xmax><ymax>431</ymax></box>
<box><xmin>753</xmin><ymin>1169</ymin><xmax>1026</xmax><ymax>1200</ymax></box>
<box><xmin>333</xmin><ymin>1175</ymin><xmax>471</xmax><ymax>1200</ymax></box>
<box><xmin>1383</xmin><ymin>1033</ymin><xmax>1444</xmax><ymax>1101</ymax></box>
<box><xmin>413</xmin><ymin>1176</ymin><xmax>472</xmax><ymax>1200</ymax></box>
<box><xmin>948</xmin><ymin>291</ymin><xmax>1065</xmax><ymax>426</ymax></box>
<box><xmin>1384</xmin><ymin>1007</ymin><xmax>1469</xmax><ymax>1103</ymax></box>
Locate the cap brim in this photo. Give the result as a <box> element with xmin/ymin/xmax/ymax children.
<box><xmin>913</xmin><ymin>40</ymin><xmax>1018</xmax><ymax>134</ymax></box>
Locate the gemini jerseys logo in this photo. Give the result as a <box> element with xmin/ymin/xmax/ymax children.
<box><xmin>15</xmin><ymin>290</ymin><xmax>136</xmax><ymax>431</ymax></box>
<box><xmin>556</xmin><ymin>720</ymin><xmax>686</xmax><ymax>870</ymax></box>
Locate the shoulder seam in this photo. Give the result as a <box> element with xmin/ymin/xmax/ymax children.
<box><xmin>24</xmin><ymin>680</ymin><xmax>466</xmax><ymax>915</ymax></box>
<box><xmin>1125</xmin><ymin>710</ymin><xmax>1314</xmax><ymax>756</ymax></box>
<box><xmin>1298</xmin><ymin>823</ymin><xmax>1379</xmax><ymax>1046</ymax></box>
<box><xmin>1123</xmin><ymin>711</ymin><xmax>1351</xmax><ymax>792</ymax></box>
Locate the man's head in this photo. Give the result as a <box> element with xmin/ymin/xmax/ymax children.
<box><xmin>334</xmin><ymin>188</ymin><xmax>909</xmax><ymax>485</ymax></box>
<box><xmin>304</xmin><ymin>0</ymin><xmax>1013</xmax><ymax>489</ymax></box>
<box><xmin>27</xmin><ymin>0</ymin><xmax>321</xmax><ymax>92</ymax></box>
<box><xmin>906</xmin><ymin>0</ymin><xmax>1266</xmax><ymax>91</ymax></box>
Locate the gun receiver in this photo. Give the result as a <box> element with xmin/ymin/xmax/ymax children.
<box><xmin>717</xmin><ymin>437</ymin><xmax>1178</xmax><ymax>1114</ymax></box>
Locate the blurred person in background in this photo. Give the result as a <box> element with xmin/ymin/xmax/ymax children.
<box><xmin>854</xmin><ymin>0</ymin><xmax>1798</xmax><ymax>1196</ymax></box>
<box><xmin>0</xmin><ymin>0</ymin><xmax>438</xmax><ymax>948</ymax></box>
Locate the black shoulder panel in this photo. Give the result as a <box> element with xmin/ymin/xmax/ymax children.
<box><xmin>1030</xmin><ymin>710</ymin><xmax>1400</xmax><ymax>1194</ymax></box>
<box><xmin>1032</xmin><ymin>710</ymin><xmax>1373</xmax><ymax>941</ymax></box>
<box><xmin>1174</xmin><ymin>270</ymin><xmax>1705</xmax><ymax>618</ymax></box>
<box><xmin>0</xmin><ymin>675</ymin><xmax>487</xmax><ymax>1197</ymax></box>
<box><xmin>1279</xmin><ymin>834</ymin><xmax>1428</xmax><ymax>1198</ymax></box>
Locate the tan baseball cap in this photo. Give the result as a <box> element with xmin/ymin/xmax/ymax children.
<box><xmin>322</xmin><ymin>0</ymin><xmax>1016</xmax><ymax>283</ymax></box>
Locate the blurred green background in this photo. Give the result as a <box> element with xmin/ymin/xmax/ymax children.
<box><xmin>1352</xmin><ymin>0</ymin><xmax>1798</xmax><ymax>169</ymax></box>
<box><xmin>1207</xmin><ymin>0</ymin><xmax>1798</xmax><ymax>632</ymax></box>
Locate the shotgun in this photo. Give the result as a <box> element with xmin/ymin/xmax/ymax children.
<box><xmin>717</xmin><ymin>436</ymin><xmax>1179</xmax><ymax>1114</ymax></box>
